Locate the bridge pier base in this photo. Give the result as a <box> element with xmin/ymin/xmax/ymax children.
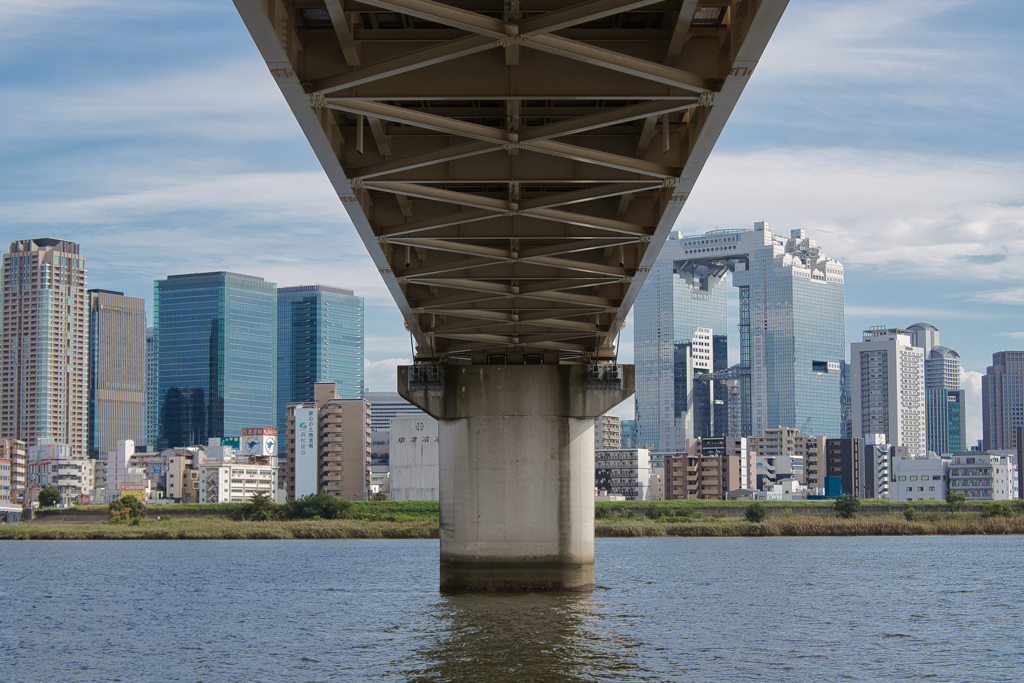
<box><xmin>399</xmin><ymin>364</ymin><xmax>634</xmax><ymax>593</ymax></box>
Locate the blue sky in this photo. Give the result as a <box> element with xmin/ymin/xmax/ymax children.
<box><xmin>2</xmin><ymin>1</ymin><xmax>1022</xmax><ymax>443</ymax></box>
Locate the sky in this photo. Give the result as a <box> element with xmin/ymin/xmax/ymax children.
<box><xmin>2</xmin><ymin>0</ymin><xmax>1022</xmax><ymax>445</ymax></box>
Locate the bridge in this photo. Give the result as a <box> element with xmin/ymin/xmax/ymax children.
<box><xmin>233</xmin><ymin>0</ymin><xmax>789</xmax><ymax>591</ymax></box>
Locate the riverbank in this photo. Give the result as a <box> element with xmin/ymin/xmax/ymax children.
<box><xmin>4</xmin><ymin>511</ymin><xmax>1024</xmax><ymax>540</ymax></box>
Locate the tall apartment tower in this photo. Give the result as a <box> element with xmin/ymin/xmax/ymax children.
<box><xmin>88</xmin><ymin>290</ymin><xmax>147</xmax><ymax>458</ymax></box>
<box><xmin>635</xmin><ymin>232</ymin><xmax>729</xmax><ymax>452</ymax></box>
<box><xmin>1</xmin><ymin>239</ymin><xmax>88</xmax><ymax>457</ymax></box>
<box><xmin>636</xmin><ymin>223</ymin><xmax>846</xmax><ymax>448</ymax></box>
<box><xmin>145</xmin><ymin>327</ymin><xmax>157</xmax><ymax>449</ymax></box>
<box><xmin>154</xmin><ymin>272</ymin><xmax>277</xmax><ymax>449</ymax></box>
<box><xmin>907</xmin><ymin>322</ymin><xmax>966</xmax><ymax>455</ymax></box>
<box><xmin>982</xmin><ymin>351</ymin><xmax>1024</xmax><ymax>451</ymax></box>
<box><xmin>276</xmin><ymin>284</ymin><xmax>364</xmax><ymax>436</ymax></box>
<box><xmin>850</xmin><ymin>327</ymin><xmax>927</xmax><ymax>456</ymax></box>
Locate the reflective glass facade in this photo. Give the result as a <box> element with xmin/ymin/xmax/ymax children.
<box><xmin>276</xmin><ymin>285</ymin><xmax>364</xmax><ymax>435</ymax></box>
<box><xmin>155</xmin><ymin>272</ymin><xmax>277</xmax><ymax>449</ymax></box>
<box><xmin>635</xmin><ymin>233</ymin><xmax>728</xmax><ymax>452</ymax></box>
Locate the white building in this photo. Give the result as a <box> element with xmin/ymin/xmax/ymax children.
<box><xmin>389</xmin><ymin>416</ymin><xmax>439</xmax><ymax>501</ymax></box>
<box><xmin>763</xmin><ymin>478</ymin><xmax>809</xmax><ymax>501</ymax></box>
<box><xmin>891</xmin><ymin>456</ymin><xmax>949</xmax><ymax>502</ymax></box>
<box><xmin>27</xmin><ymin>444</ymin><xmax>94</xmax><ymax>504</ymax></box>
<box><xmin>851</xmin><ymin>327</ymin><xmax>927</xmax><ymax>456</ymax></box>
<box><xmin>198</xmin><ymin>435</ymin><xmax>277</xmax><ymax>503</ymax></box>
<box><xmin>596</xmin><ymin>448</ymin><xmax>651</xmax><ymax>501</ymax></box>
<box><xmin>949</xmin><ymin>452</ymin><xmax>1018</xmax><ymax>501</ymax></box>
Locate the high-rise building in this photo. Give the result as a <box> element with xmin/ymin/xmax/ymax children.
<box><xmin>88</xmin><ymin>290</ymin><xmax>147</xmax><ymax>459</ymax></box>
<box><xmin>907</xmin><ymin>322</ymin><xmax>966</xmax><ymax>456</ymax></box>
<box><xmin>594</xmin><ymin>414</ymin><xmax>622</xmax><ymax>449</ymax></box>
<box><xmin>154</xmin><ymin>272</ymin><xmax>277</xmax><ymax>449</ymax></box>
<box><xmin>364</xmin><ymin>391</ymin><xmax>427</xmax><ymax>433</ymax></box>
<box><xmin>850</xmin><ymin>327</ymin><xmax>927</xmax><ymax>456</ymax></box>
<box><xmin>276</xmin><ymin>284</ymin><xmax>364</xmax><ymax>436</ymax></box>
<box><xmin>635</xmin><ymin>232</ymin><xmax>729</xmax><ymax>452</ymax></box>
<box><xmin>1</xmin><ymin>239</ymin><xmax>89</xmax><ymax>457</ymax></box>
<box><xmin>145</xmin><ymin>327</ymin><xmax>157</xmax><ymax>450</ymax></box>
<box><xmin>636</xmin><ymin>223</ymin><xmax>846</xmax><ymax>450</ymax></box>
<box><xmin>981</xmin><ymin>351</ymin><xmax>1024</xmax><ymax>452</ymax></box>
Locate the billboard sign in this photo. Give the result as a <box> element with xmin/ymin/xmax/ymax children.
<box><xmin>221</xmin><ymin>437</ymin><xmax>240</xmax><ymax>450</ymax></box>
<box><xmin>294</xmin><ymin>409</ymin><xmax>317</xmax><ymax>498</ymax></box>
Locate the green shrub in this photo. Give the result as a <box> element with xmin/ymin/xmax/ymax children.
<box><xmin>108</xmin><ymin>496</ymin><xmax>146</xmax><ymax>522</ymax></box>
<box><xmin>744</xmin><ymin>502</ymin><xmax>768</xmax><ymax>523</ymax></box>
<box><xmin>595</xmin><ymin>505</ymin><xmax>612</xmax><ymax>519</ymax></box>
<box><xmin>38</xmin><ymin>486</ymin><xmax>61</xmax><ymax>508</ymax></box>
<box><xmin>251</xmin><ymin>510</ymin><xmax>271</xmax><ymax>522</ymax></box>
<box><xmin>833</xmin><ymin>495</ymin><xmax>861</xmax><ymax>519</ymax></box>
<box><xmin>980</xmin><ymin>501</ymin><xmax>1015</xmax><ymax>518</ymax></box>
<box><xmin>282</xmin><ymin>493</ymin><xmax>352</xmax><ymax>520</ymax></box>
<box><xmin>903</xmin><ymin>507</ymin><xmax>916</xmax><ymax>521</ymax></box>
<box><xmin>646</xmin><ymin>506</ymin><xmax>668</xmax><ymax>519</ymax></box>
<box><xmin>947</xmin><ymin>491</ymin><xmax>966</xmax><ymax>512</ymax></box>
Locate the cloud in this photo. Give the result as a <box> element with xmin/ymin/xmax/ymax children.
<box><xmin>364</xmin><ymin>358</ymin><xmax>411</xmax><ymax>393</ymax></box>
<box><xmin>845</xmin><ymin>306</ymin><xmax>969</xmax><ymax>321</ymax></box>
<box><xmin>993</xmin><ymin>331</ymin><xmax>1024</xmax><ymax>339</ymax></box>
<box><xmin>972</xmin><ymin>288</ymin><xmax>1024</xmax><ymax>305</ymax></box>
<box><xmin>678</xmin><ymin>148</ymin><xmax>1024</xmax><ymax>283</ymax></box>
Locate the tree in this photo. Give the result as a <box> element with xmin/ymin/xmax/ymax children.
<box><xmin>744</xmin><ymin>501</ymin><xmax>768</xmax><ymax>523</ymax></box>
<box><xmin>833</xmin><ymin>495</ymin><xmax>861</xmax><ymax>519</ymax></box>
<box><xmin>372</xmin><ymin>492</ymin><xmax>387</xmax><ymax>501</ymax></box>
<box><xmin>903</xmin><ymin>507</ymin><xmax>917</xmax><ymax>521</ymax></box>
<box><xmin>981</xmin><ymin>501</ymin><xmax>1014</xmax><ymax>518</ymax></box>
<box><xmin>282</xmin><ymin>493</ymin><xmax>352</xmax><ymax>520</ymax></box>
<box><xmin>947</xmin><ymin>491</ymin><xmax>966</xmax><ymax>513</ymax></box>
<box><xmin>231</xmin><ymin>491</ymin><xmax>279</xmax><ymax>521</ymax></box>
<box><xmin>108</xmin><ymin>495</ymin><xmax>145</xmax><ymax>521</ymax></box>
<box><xmin>38</xmin><ymin>486</ymin><xmax>61</xmax><ymax>508</ymax></box>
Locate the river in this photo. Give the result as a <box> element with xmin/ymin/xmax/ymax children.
<box><xmin>1</xmin><ymin>536</ymin><xmax>1021</xmax><ymax>682</ymax></box>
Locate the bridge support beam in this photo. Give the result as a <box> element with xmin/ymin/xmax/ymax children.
<box><xmin>400</xmin><ymin>364</ymin><xmax>634</xmax><ymax>592</ymax></box>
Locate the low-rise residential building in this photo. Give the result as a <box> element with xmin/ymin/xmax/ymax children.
<box><xmin>197</xmin><ymin>431</ymin><xmax>278</xmax><ymax>504</ymax></box>
<box><xmin>390</xmin><ymin>416</ymin><xmax>438</xmax><ymax>501</ymax></box>
<box><xmin>949</xmin><ymin>452</ymin><xmax>1019</xmax><ymax>501</ymax></box>
<box><xmin>27</xmin><ymin>444</ymin><xmax>94</xmax><ymax>504</ymax></box>
<box><xmin>660</xmin><ymin>437</ymin><xmax>750</xmax><ymax>500</ymax></box>
<box><xmin>749</xmin><ymin>427</ymin><xmax>820</xmax><ymax>488</ymax></box>
<box><xmin>595</xmin><ymin>448</ymin><xmax>650</xmax><ymax>500</ymax></box>
<box><xmin>763</xmin><ymin>479</ymin><xmax>809</xmax><ymax>501</ymax></box>
<box><xmin>891</xmin><ymin>456</ymin><xmax>949</xmax><ymax>502</ymax></box>
<box><xmin>1</xmin><ymin>440</ymin><xmax>27</xmax><ymax>505</ymax></box>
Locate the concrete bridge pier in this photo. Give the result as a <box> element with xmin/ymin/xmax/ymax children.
<box><xmin>399</xmin><ymin>364</ymin><xmax>635</xmax><ymax>593</ymax></box>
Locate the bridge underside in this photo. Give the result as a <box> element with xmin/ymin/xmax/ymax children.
<box><xmin>234</xmin><ymin>0</ymin><xmax>788</xmax><ymax>590</ymax></box>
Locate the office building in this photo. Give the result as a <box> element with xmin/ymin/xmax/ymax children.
<box><xmin>907</xmin><ymin>323</ymin><xmax>966</xmax><ymax>455</ymax></box>
<box><xmin>595</xmin><ymin>414</ymin><xmax>622</xmax><ymax>449</ymax></box>
<box><xmin>982</xmin><ymin>351</ymin><xmax>1024</xmax><ymax>452</ymax></box>
<box><xmin>636</xmin><ymin>223</ymin><xmax>846</xmax><ymax>450</ymax></box>
<box><xmin>891</xmin><ymin>456</ymin><xmax>949</xmax><ymax>503</ymax></box>
<box><xmin>850</xmin><ymin>327</ymin><xmax>927</xmax><ymax>456</ymax></box>
<box><xmin>595</xmin><ymin>448</ymin><xmax>651</xmax><ymax>500</ymax></box>
<box><xmin>949</xmin><ymin>452</ymin><xmax>1018</xmax><ymax>501</ymax></box>
<box><xmin>154</xmin><ymin>272</ymin><xmax>277</xmax><ymax>449</ymax></box>
<box><xmin>88</xmin><ymin>290</ymin><xmax>147</xmax><ymax>459</ymax></box>
<box><xmin>198</xmin><ymin>439</ymin><xmax>277</xmax><ymax>504</ymax></box>
<box><xmin>390</xmin><ymin>415</ymin><xmax>439</xmax><ymax>501</ymax></box>
<box><xmin>1</xmin><ymin>239</ymin><xmax>89</xmax><ymax>458</ymax></box>
<box><xmin>276</xmin><ymin>284</ymin><xmax>364</xmax><ymax>436</ymax></box>
<box><xmin>621</xmin><ymin>419</ymin><xmax>638</xmax><ymax>449</ymax></box>
<box><xmin>284</xmin><ymin>382</ymin><xmax>371</xmax><ymax>501</ymax></box>
<box><xmin>364</xmin><ymin>391</ymin><xmax>426</xmax><ymax>433</ymax></box>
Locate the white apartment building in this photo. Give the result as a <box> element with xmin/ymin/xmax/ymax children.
<box><xmin>198</xmin><ymin>435</ymin><xmax>277</xmax><ymax>503</ymax></box>
<box><xmin>27</xmin><ymin>444</ymin><xmax>93</xmax><ymax>504</ymax></box>
<box><xmin>596</xmin><ymin>448</ymin><xmax>651</xmax><ymax>500</ymax></box>
<box><xmin>851</xmin><ymin>327</ymin><xmax>927</xmax><ymax>456</ymax></box>
<box><xmin>891</xmin><ymin>456</ymin><xmax>949</xmax><ymax>502</ymax></box>
<box><xmin>949</xmin><ymin>452</ymin><xmax>1018</xmax><ymax>501</ymax></box>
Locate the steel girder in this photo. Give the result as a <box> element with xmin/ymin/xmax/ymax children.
<box><xmin>233</xmin><ymin>0</ymin><xmax>788</xmax><ymax>363</ymax></box>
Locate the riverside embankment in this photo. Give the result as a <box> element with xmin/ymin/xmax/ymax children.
<box><xmin>4</xmin><ymin>500</ymin><xmax>1023</xmax><ymax>540</ymax></box>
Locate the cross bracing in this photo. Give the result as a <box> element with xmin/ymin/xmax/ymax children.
<box><xmin>234</xmin><ymin>0</ymin><xmax>788</xmax><ymax>363</ymax></box>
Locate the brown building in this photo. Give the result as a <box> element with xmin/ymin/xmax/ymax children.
<box><xmin>1</xmin><ymin>239</ymin><xmax>88</xmax><ymax>457</ymax></box>
<box><xmin>285</xmin><ymin>382</ymin><xmax>371</xmax><ymax>501</ymax></box>
<box><xmin>180</xmin><ymin>468</ymin><xmax>201</xmax><ymax>503</ymax></box>
<box><xmin>1</xmin><ymin>439</ymin><xmax>27</xmax><ymax>504</ymax></box>
<box><xmin>663</xmin><ymin>437</ymin><xmax>750</xmax><ymax>500</ymax></box>
<box><xmin>88</xmin><ymin>290</ymin><xmax>147</xmax><ymax>459</ymax></box>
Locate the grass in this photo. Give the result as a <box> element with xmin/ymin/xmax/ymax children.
<box><xmin>0</xmin><ymin>517</ymin><xmax>439</xmax><ymax>541</ymax></box>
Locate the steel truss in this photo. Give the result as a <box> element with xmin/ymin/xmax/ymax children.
<box><xmin>234</xmin><ymin>0</ymin><xmax>788</xmax><ymax>363</ymax></box>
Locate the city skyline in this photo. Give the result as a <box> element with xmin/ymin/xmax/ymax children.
<box><xmin>3</xmin><ymin>1</ymin><xmax>1023</xmax><ymax>445</ymax></box>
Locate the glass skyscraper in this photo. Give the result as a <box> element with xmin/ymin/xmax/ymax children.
<box><xmin>276</xmin><ymin>284</ymin><xmax>364</xmax><ymax>435</ymax></box>
<box><xmin>635</xmin><ymin>223</ymin><xmax>846</xmax><ymax>449</ymax></box>
<box><xmin>154</xmin><ymin>272</ymin><xmax>277</xmax><ymax>449</ymax></box>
